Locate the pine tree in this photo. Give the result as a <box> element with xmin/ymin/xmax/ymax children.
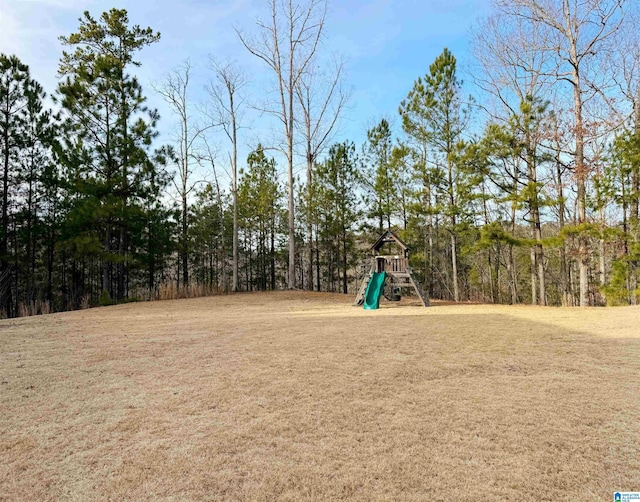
<box><xmin>317</xmin><ymin>141</ymin><xmax>360</xmax><ymax>293</ymax></box>
<box><xmin>237</xmin><ymin>146</ymin><xmax>283</xmax><ymax>291</ymax></box>
<box><xmin>400</xmin><ymin>48</ymin><xmax>472</xmax><ymax>301</ymax></box>
<box><xmin>480</xmin><ymin>96</ymin><xmax>551</xmax><ymax>304</ymax></box>
<box><xmin>16</xmin><ymin>77</ymin><xmax>57</xmax><ymax>310</ymax></box>
<box><xmin>362</xmin><ymin>119</ymin><xmax>395</xmax><ymax>232</ymax></box>
<box><xmin>1</xmin><ymin>55</ymin><xmax>56</xmax><ymax>316</ymax></box>
<box><xmin>56</xmin><ymin>9</ymin><xmax>161</xmax><ymax>304</ymax></box>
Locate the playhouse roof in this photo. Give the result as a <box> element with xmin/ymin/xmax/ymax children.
<box><xmin>371</xmin><ymin>229</ymin><xmax>409</xmax><ymax>253</ymax></box>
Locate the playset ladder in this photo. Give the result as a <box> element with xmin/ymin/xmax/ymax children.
<box><xmin>408</xmin><ymin>269</ymin><xmax>429</xmax><ymax>307</ymax></box>
<box><xmin>354</xmin><ymin>270</ymin><xmax>373</xmax><ymax>306</ymax></box>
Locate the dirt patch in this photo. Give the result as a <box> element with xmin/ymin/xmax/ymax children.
<box><xmin>1</xmin><ymin>292</ymin><xmax>639</xmax><ymax>500</ymax></box>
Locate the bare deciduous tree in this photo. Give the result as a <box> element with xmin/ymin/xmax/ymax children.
<box><xmin>496</xmin><ymin>0</ymin><xmax>627</xmax><ymax>306</ymax></box>
<box><xmin>611</xmin><ymin>15</ymin><xmax>640</xmax><ymax>231</ymax></box>
<box><xmin>201</xmin><ymin>137</ymin><xmax>228</xmax><ymax>292</ymax></box>
<box><xmin>472</xmin><ymin>9</ymin><xmax>555</xmax><ymax>305</ymax></box>
<box><xmin>237</xmin><ymin>0</ymin><xmax>327</xmax><ymax>289</ymax></box>
<box><xmin>296</xmin><ymin>57</ymin><xmax>348</xmax><ymax>290</ymax></box>
<box><xmin>154</xmin><ymin>60</ymin><xmax>213</xmax><ymax>289</ymax></box>
<box><xmin>206</xmin><ymin>59</ymin><xmax>247</xmax><ymax>293</ymax></box>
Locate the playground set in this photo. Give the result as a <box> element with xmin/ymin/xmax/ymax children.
<box><xmin>354</xmin><ymin>229</ymin><xmax>429</xmax><ymax>309</ymax></box>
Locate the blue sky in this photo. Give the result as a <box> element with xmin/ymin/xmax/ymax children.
<box><xmin>0</xmin><ymin>0</ymin><xmax>492</xmax><ymax>181</ymax></box>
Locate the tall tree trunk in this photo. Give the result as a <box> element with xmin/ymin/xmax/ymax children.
<box><xmin>315</xmin><ymin>227</ymin><xmax>321</xmax><ymax>292</ymax></box>
<box><xmin>427</xmin><ymin>224</ymin><xmax>434</xmax><ymax>297</ymax></box>
<box><xmin>434</xmin><ymin>214</ymin><xmax>441</xmax><ymax>299</ymax></box>
<box><xmin>494</xmin><ymin>242</ymin><xmax>501</xmax><ymax>304</ymax></box>
<box><xmin>570</xmin><ymin>42</ymin><xmax>589</xmax><ymax>306</ymax></box>
<box><xmin>270</xmin><ymin>221</ymin><xmax>276</xmax><ymax>290</ymax></box>
<box><xmin>599</xmin><ymin>237</ymin><xmax>606</xmax><ymax>288</ymax></box>
<box><xmin>287</xmin><ymin>150</ymin><xmax>295</xmax><ymax>289</ymax></box>
<box><xmin>632</xmin><ymin>96</ymin><xmax>640</xmax><ymax>233</ymax></box>
<box><xmin>1</xmin><ymin>124</ymin><xmax>11</xmax><ymax>317</ymax></box>
<box><xmin>306</xmin><ymin>149</ymin><xmax>314</xmax><ymax>291</ymax></box>
<box><xmin>148</xmin><ymin>216</ymin><xmax>155</xmax><ymax>299</ymax></box>
<box><xmin>630</xmin><ymin>96</ymin><xmax>640</xmax><ymax>304</ymax></box>
<box><xmin>530</xmin><ymin>216</ymin><xmax>546</xmax><ymax>306</ymax></box>
<box><xmin>26</xmin><ymin>163</ymin><xmax>34</xmax><ymax>306</ymax></box>
<box><xmin>287</xmin><ymin>31</ymin><xmax>296</xmax><ymax>290</ymax></box>
<box><xmin>102</xmin><ymin>228</ymin><xmax>111</xmax><ymax>298</ymax></box>
<box><xmin>448</xmin><ymin>155</ymin><xmax>459</xmax><ymax>302</ymax></box>
<box><xmin>182</xmin><ymin>194</ymin><xmax>188</xmax><ymax>290</ymax></box>
<box><xmin>342</xmin><ymin>230</ymin><xmax>348</xmax><ymax>294</ymax></box>
<box><xmin>555</xmin><ymin>152</ymin><xmax>571</xmax><ymax>306</ymax></box>
<box><xmin>231</xmin><ymin>97</ymin><xmax>239</xmax><ymax>293</ymax></box>
<box><xmin>537</xmin><ymin>241</ymin><xmax>545</xmax><ymax>306</ymax></box>
<box><xmin>528</xmin><ymin>150</ymin><xmax>545</xmax><ymax>306</ymax></box>
<box><xmin>530</xmin><ymin>246</ymin><xmax>537</xmax><ymax>305</ymax></box>
<box><xmin>119</xmin><ymin>73</ymin><xmax>129</xmax><ymax>302</ymax></box>
<box><xmin>509</xmin><ymin>195</ymin><xmax>518</xmax><ymax>304</ymax></box>
<box><xmin>118</xmin><ymin>226</ymin><xmax>127</xmax><ymax>301</ymax></box>
<box><xmin>622</xmin><ymin>174</ymin><xmax>631</xmax><ymax>302</ymax></box>
<box><xmin>450</xmin><ymin>231</ymin><xmax>459</xmax><ymax>302</ymax></box>
<box><xmin>181</xmin><ymin>106</ymin><xmax>189</xmax><ymax>291</ymax></box>
<box><xmin>219</xmin><ymin>193</ymin><xmax>227</xmax><ymax>294</ymax></box>
<box><xmin>426</xmin><ymin>181</ymin><xmax>434</xmax><ymax>298</ymax></box>
<box><xmin>47</xmin><ymin>227</ymin><xmax>54</xmax><ymax>307</ymax></box>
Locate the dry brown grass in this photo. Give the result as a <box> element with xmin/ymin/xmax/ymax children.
<box><xmin>1</xmin><ymin>292</ymin><xmax>639</xmax><ymax>501</ymax></box>
<box><xmin>154</xmin><ymin>282</ymin><xmax>221</xmax><ymax>301</ymax></box>
<box><xmin>16</xmin><ymin>300</ymin><xmax>51</xmax><ymax>318</ymax></box>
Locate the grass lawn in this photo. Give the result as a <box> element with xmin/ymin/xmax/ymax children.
<box><xmin>1</xmin><ymin>291</ymin><xmax>639</xmax><ymax>501</ymax></box>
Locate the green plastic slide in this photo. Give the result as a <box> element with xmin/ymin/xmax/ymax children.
<box><xmin>363</xmin><ymin>271</ymin><xmax>386</xmax><ymax>310</ymax></box>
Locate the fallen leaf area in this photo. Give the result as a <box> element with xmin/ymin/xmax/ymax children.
<box><xmin>1</xmin><ymin>292</ymin><xmax>639</xmax><ymax>501</ymax></box>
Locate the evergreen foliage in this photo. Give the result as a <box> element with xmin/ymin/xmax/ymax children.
<box><xmin>2</xmin><ymin>2</ymin><xmax>640</xmax><ymax>316</ymax></box>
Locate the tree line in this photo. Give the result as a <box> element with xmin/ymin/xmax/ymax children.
<box><xmin>2</xmin><ymin>1</ymin><xmax>640</xmax><ymax>317</ymax></box>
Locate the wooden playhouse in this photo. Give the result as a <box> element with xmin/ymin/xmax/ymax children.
<box><xmin>354</xmin><ymin>229</ymin><xmax>429</xmax><ymax>308</ymax></box>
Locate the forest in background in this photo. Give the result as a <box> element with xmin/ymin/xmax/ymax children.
<box><xmin>2</xmin><ymin>0</ymin><xmax>640</xmax><ymax>317</ymax></box>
